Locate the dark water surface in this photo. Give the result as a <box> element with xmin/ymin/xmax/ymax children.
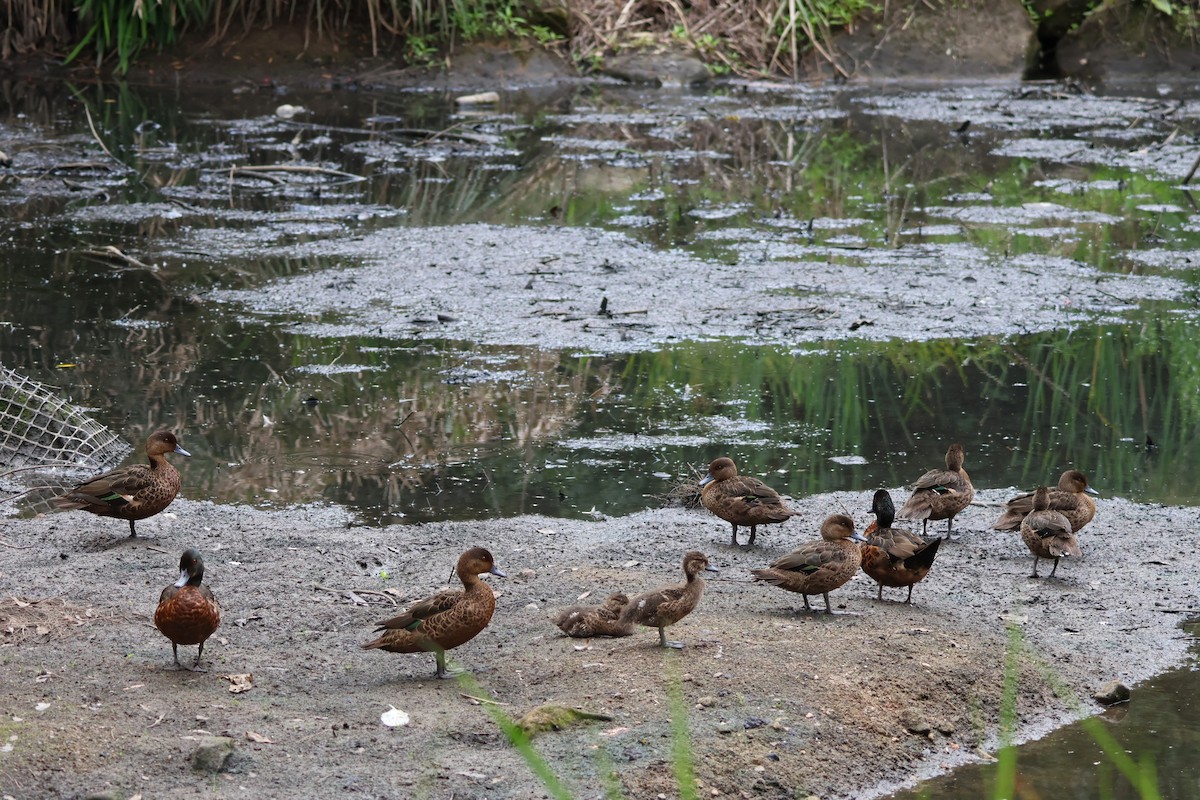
<box><xmin>1</xmin><ymin>79</ymin><xmax>1199</xmax><ymax>523</ymax></box>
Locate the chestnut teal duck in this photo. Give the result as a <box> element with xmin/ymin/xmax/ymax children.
<box><xmin>619</xmin><ymin>551</ymin><xmax>717</xmax><ymax>648</ymax></box>
<box><xmin>56</xmin><ymin>430</ymin><xmax>190</xmax><ymax>537</ymax></box>
<box><xmin>553</xmin><ymin>592</ymin><xmax>634</xmax><ymax>638</ymax></box>
<box><xmin>993</xmin><ymin>469</ymin><xmax>1098</xmax><ymax>534</ymax></box>
<box><xmin>154</xmin><ymin>549</ymin><xmax>221</xmax><ymax>671</ymax></box>
<box><xmin>361</xmin><ymin>547</ymin><xmax>505</xmax><ymax>678</ymax></box>
<box><xmin>897</xmin><ymin>443</ymin><xmax>974</xmax><ymax>538</ymax></box>
<box><xmin>699</xmin><ymin>456</ymin><xmax>800</xmax><ymax>548</ymax></box>
<box><xmin>1020</xmin><ymin>486</ymin><xmax>1081</xmax><ymax>578</ymax></box>
<box><xmin>751</xmin><ymin>514</ymin><xmax>866</xmax><ymax>614</ymax></box>
<box><xmin>861</xmin><ymin>489</ymin><xmax>942</xmax><ymax>604</ymax></box>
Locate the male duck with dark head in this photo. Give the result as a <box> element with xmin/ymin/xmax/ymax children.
<box><xmin>699</xmin><ymin>456</ymin><xmax>800</xmax><ymax>548</ymax></box>
<box><xmin>619</xmin><ymin>551</ymin><xmax>717</xmax><ymax>648</ymax></box>
<box><xmin>154</xmin><ymin>548</ymin><xmax>221</xmax><ymax>671</ymax></box>
<box><xmin>56</xmin><ymin>429</ymin><xmax>190</xmax><ymax>537</ymax></box>
<box><xmin>751</xmin><ymin>514</ymin><xmax>867</xmax><ymax>614</ymax></box>
<box><xmin>992</xmin><ymin>469</ymin><xmax>1099</xmax><ymax>534</ymax></box>
<box><xmin>553</xmin><ymin>592</ymin><xmax>634</xmax><ymax>638</ymax></box>
<box><xmin>897</xmin><ymin>443</ymin><xmax>974</xmax><ymax>538</ymax></box>
<box><xmin>362</xmin><ymin>547</ymin><xmax>505</xmax><ymax>679</ymax></box>
<box><xmin>861</xmin><ymin>489</ymin><xmax>942</xmax><ymax>604</ymax></box>
<box><xmin>1020</xmin><ymin>486</ymin><xmax>1081</xmax><ymax>578</ymax></box>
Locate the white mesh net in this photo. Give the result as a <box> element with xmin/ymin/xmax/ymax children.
<box><xmin>0</xmin><ymin>365</ymin><xmax>130</xmax><ymax>493</ymax></box>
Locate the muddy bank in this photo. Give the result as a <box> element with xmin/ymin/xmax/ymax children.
<box><xmin>1</xmin><ymin>488</ymin><xmax>1196</xmax><ymax>798</ymax></box>
<box><xmin>203</xmin><ymin>223</ymin><xmax>1186</xmax><ymax>352</ymax></box>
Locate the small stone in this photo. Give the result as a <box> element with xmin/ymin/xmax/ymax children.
<box><xmin>697</xmin><ymin>696</ymin><xmax>716</xmax><ymax>708</ymax></box>
<box><xmin>190</xmin><ymin>735</ymin><xmax>235</xmax><ymax>773</ymax></box>
<box><xmin>743</xmin><ymin>717</ymin><xmax>768</xmax><ymax>730</ymax></box>
<box><xmin>715</xmin><ymin>720</ymin><xmax>740</xmax><ymax>734</ymax></box>
<box><xmin>1093</xmin><ymin>680</ymin><xmax>1131</xmax><ymax>705</ymax></box>
<box><xmin>83</xmin><ymin>793</ymin><xmax>122</xmax><ymax>800</ymax></box>
<box><xmin>899</xmin><ymin>708</ymin><xmax>932</xmax><ymax>734</ymax></box>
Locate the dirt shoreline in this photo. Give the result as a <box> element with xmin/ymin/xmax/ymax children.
<box><xmin>1</xmin><ymin>486</ymin><xmax>1196</xmax><ymax>798</ymax></box>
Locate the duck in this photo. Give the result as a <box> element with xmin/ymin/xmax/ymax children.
<box><xmin>55</xmin><ymin>430</ymin><xmax>190</xmax><ymax>537</ymax></box>
<box><xmin>861</xmin><ymin>489</ymin><xmax>942</xmax><ymax>604</ymax></box>
<box><xmin>751</xmin><ymin>514</ymin><xmax>867</xmax><ymax>614</ymax></box>
<box><xmin>699</xmin><ymin>456</ymin><xmax>800</xmax><ymax>548</ymax></box>
<box><xmin>154</xmin><ymin>549</ymin><xmax>221</xmax><ymax>671</ymax></box>
<box><xmin>1020</xmin><ymin>486</ymin><xmax>1081</xmax><ymax>578</ymax></box>
<box><xmin>897</xmin><ymin>443</ymin><xmax>974</xmax><ymax>538</ymax></box>
<box><xmin>992</xmin><ymin>469</ymin><xmax>1098</xmax><ymax>533</ymax></box>
<box><xmin>553</xmin><ymin>592</ymin><xmax>634</xmax><ymax>638</ymax></box>
<box><xmin>361</xmin><ymin>547</ymin><xmax>505</xmax><ymax>678</ymax></box>
<box><xmin>618</xmin><ymin>551</ymin><xmax>717</xmax><ymax>648</ymax></box>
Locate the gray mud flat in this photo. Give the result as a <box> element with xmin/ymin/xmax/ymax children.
<box><xmin>1</xmin><ymin>489</ymin><xmax>1195</xmax><ymax>798</ymax></box>
<box><xmin>206</xmin><ymin>223</ymin><xmax>1185</xmax><ymax>350</ymax></box>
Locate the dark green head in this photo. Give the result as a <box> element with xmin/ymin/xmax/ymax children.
<box><xmin>174</xmin><ymin>548</ymin><xmax>205</xmax><ymax>587</ymax></box>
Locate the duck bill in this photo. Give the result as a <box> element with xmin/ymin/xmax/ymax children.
<box><xmin>174</xmin><ymin>446</ymin><xmax>192</xmax><ymax>457</ymax></box>
<box><xmin>173</xmin><ymin>567</ymin><xmax>190</xmax><ymax>588</ymax></box>
<box><xmin>489</xmin><ymin>566</ymin><xmax>507</xmax><ymax>578</ymax></box>
<box><xmin>705</xmin><ymin>565</ymin><xmax>720</xmax><ymax>573</ymax></box>
<box><xmin>1085</xmin><ymin>487</ymin><xmax>1100</xmax><ymax>496</ymax></box>
<box><xmin>849</xmin><ymin>531</ymin><xmax>868</xmax><ymax>544</ymax></box>
<box><xmin>698</xmin><ymin>474</ymin><xmax>714</xmax><ymax>487</ymax></box>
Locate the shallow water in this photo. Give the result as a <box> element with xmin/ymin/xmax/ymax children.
<box><xmin>889</xmin><ymin>623</ymin><xmax>1200</xmax><ymax>800</ymax></box>
<box><xmin>1</xmin><ymin>79</ymin><xmax>1199</xmax><ymax>523</ymax></box>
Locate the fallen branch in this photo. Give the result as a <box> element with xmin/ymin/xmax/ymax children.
<box><xmin>80</xmin><ymin>246</ymin><xmax>155</xmax><ymax>271</ymax></box>
<box><xmin>228</xmin><ymin>164</ymin><xmax>366</xmax><ymax>182</ymax></box>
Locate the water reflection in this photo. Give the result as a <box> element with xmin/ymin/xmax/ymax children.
<box><xmin>1</xmin><ymin>78</ymin><xmax>1199</xmax><ymax>522</ymax></box>
<box><xmin>888</xmin><ymin>624</ymin><xmax>1200</xmax><ymax>800</ymax></box>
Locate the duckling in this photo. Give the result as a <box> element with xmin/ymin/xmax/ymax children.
<box><xmin>699</xmin><ymin>456</ymin><xmax>800</xmax><ymax>548</ymax></box>
<box><xmin>56</xmin><ymin>430</ymin><xmax>190</xmax><ymax>537</ymax></box>
<box><xmin>1020</xmin><ymin>486</ymin><xmax>1080</xmax><ymax>578</ymax></box>
<box><xmin>897</xmin><ymin>443</ymin><xmax>974</xmax><ymax>538</ymax></box>
<box><xmin>553</xmin><ymin>592</ymin><xmax>634</xmax><ymax>638</ymax></box>
<box><xmin>154</xmin><ymin>549</ymin><xmax>221</xmax><ymax>671</ymax></box>
<box><xmin>619</xmin><ymin>552</ymin><xmax>717</xmax><ymax>648</ymax></box>
<box><xmin>752</xmin><ymin>514</ymin><xmax>866</xmax><ymax>614</ymax></box>
<box><xmin>993</xmin><ymin>469</ymin><xmax>1098</xmax><ymax>533</ymax></box>
<box><xmin>861</xmin><ymin>489</ymin><xmax>942</xmax><ymax>604</ymax></box>
<box><xmin>361</xmin><ymin>547</ymin><xmax>505</xmax><ymax>678</ymax></box>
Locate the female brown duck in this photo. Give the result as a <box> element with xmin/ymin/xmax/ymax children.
<box><xmin>56</xmin><ymin>430</ymin><xmax>190</xmax><ymax>537</ymax></box>
<box><xmin>553</xmin><ymin>592</ymin><xmax>634</xmax><ymax>638</ymax></box>
<box><xmin>619</xmin><ymin>552</ymin><xmax>717</xmax><ymax>648</ymax></box>
<box><xmin>1020</xmin><ymin>486</ymin><xmax>1081</xmax><ymax>578</ymax></box>
<box><xmin>861</xmin><ymin>489</ymin><xmax>942</xmax><ymax>604</ymax></box>
<box><xmin>992</xmin><ymin>469</ymin><xmax>1099</xmax><ymax>533</ymax></box>
<box><xmin>752</xmin><ymin>514</ymin><xmax>866</xmax><ymax>614</ymax></box>
<box><xmin>897</xmin><ymin>443</ymin><xmax>974</xmax><ymax>538</ymax></box>
<box><xmin>699</xmin><ymin>456</ymin><xmax>800</xmax><ymax>548</ymax></box>
<box><xmin>362</xmin><ymin>547</ymin><xmax>505</xmax><ymax>678</ymax></box>
<box><xmin>154</xmin><ymin>549</ymin><xmax>221</xmax><ymax>671</ymax></box>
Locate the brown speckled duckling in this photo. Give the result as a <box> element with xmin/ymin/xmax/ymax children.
<box><xmin>361</xmin><ymin>547</ymin><xmax>505</xmax><ymax>678</ymax></box>
<box><xmin>154</xmin><ymin>549</ymin><xmax>221</xmax><ymax>671</ymax></box>
<box><xmin>56</xmin><ymin>430</ymin><xmax>190</xmax><ymax>537</ymax></box>
<box><xmin>861</xmin><ymin>489</ymin><xmax>942</xmax><ymax>604</ymax></box>
<box><xmin>897</xmin><ymin>443</ymin><xmax>974</xmax><ymax>538</ymax></box>
<box><xmin>1020</xmin><ymin>486</ymin><xmax>1081</xmax><ymax>578</ymax></box>
<box><xmin>619</xmin><ymin>552</ymin><xmax>717</xmax><ymax>648</ymax></box>
<box><xmin>751</xmin><ymin>514</ymin><xmax>866</xmax><ymax>614</ymax></box>
<box><xmin>993</xmin><ymin>469</ymin><xmax>1098</xmax><ymax>533</ymax></box>
<box><xmin>699</xmin><ymin>456</ymin><xmax>800</xmax><ymax>548</ymax></box>
<box><xmin>553</xmin><ymin>592</ymin><xmax>634</xmax><ymax>638</ymax></box>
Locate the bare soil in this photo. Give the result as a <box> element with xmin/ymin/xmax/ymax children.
<box><xmin>1</xmin><ymin>486</ymin><xmax>1196</xmax><ymax>799</ymax></box>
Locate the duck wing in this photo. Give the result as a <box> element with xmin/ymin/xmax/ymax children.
<box><xmin>768</xmin><ymin>543</ymin><xmax>842</xmax><ymax>575</ymax></box>
<box><xmin>60</xmin><ymin>464</ymin><xmax>155</xmax><ymax>507</ymax></box>
<box><xmin>373</xmin><ymin>589</ymin><xmax>463</xmax><ymax>632</ymax></box>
